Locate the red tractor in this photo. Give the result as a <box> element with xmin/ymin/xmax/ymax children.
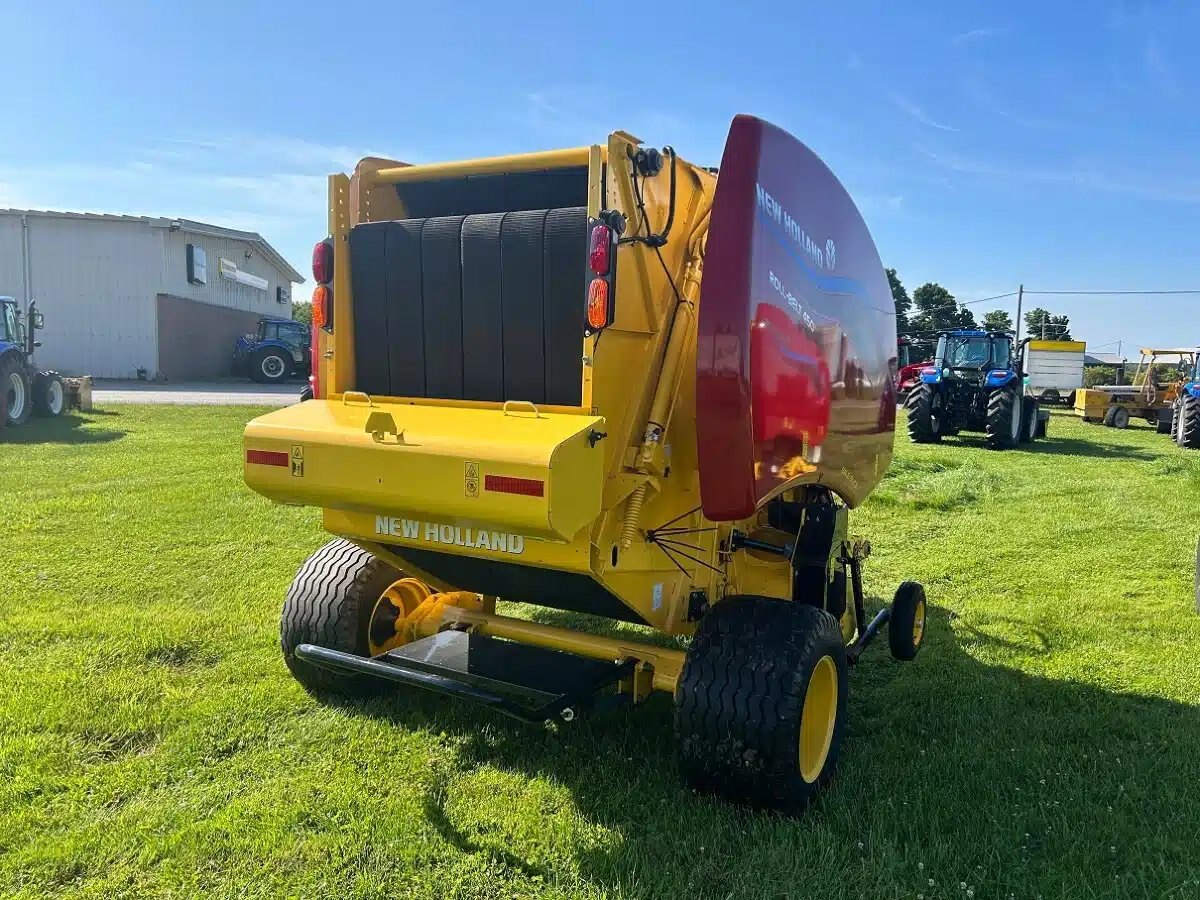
<box><xmin>896</xmin><ymin>336</ymin><xmax>929</xmax><ymax>403</ymax></box>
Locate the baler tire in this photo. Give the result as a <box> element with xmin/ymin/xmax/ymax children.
<box><xmin>1102</xmin><ymin>407</ymin><xmax>1117</xmax><ymax>427</ymax></box>
<box><xmin>675</xmin><ymin>596</ymin><xmax>848</xmax><ymax>815</ymax></box>
<box><xmin>888</xmin><ymin>581</ymin><xmax>927</xmax><ymax>661</ymax></box>
<box><xmin>905</xmin><ymin>383</ymin><xmax>942</xmax><ymax>443</ymax></box>
<box><xmin>1180</xmin><ymin>395</ymin><xmax>1200</xmax><ymax>450</ymax></box>
<box><xmin>280</xmin><ymin>539</ymin><xmax>403</xmax><ymax>697</ymax></box>
<box><xmin>1111</xmin><ymin>407</ymin><xmax>1130</xmax><ymax>430</ymax></box>
<box><xmin>985</xmin><ymin>386</ymin><xmax>1021</xmax><ymax>450</ymax></box>
<box><xmin>1</xmin><ymin>356</ymin><xmax>32</xmax><ymax>427</ymax></box>
<box><xmin>33</xmin><ymin>371</ymin><xmax>65</xmax><ymax>417</ymax></box>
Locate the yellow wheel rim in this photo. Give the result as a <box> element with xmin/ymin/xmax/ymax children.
<box><xmin>798</xmin><ymin>655</ymin><xmax>839</xmax><ymax>784</ymax></box>
<box><xmin>367</xmin><ymin>577</ymin><xmax>431</xmax><ymax>656</ymax></box>
<box><xmin>912</xmin><ymin>598</ymin><xmax>926</xmax><ymax>647</ymax></box>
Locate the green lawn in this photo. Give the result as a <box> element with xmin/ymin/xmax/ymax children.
<box><xmin>2</xmin><ymin>406</ymin><xmax>1199</xmax><ymax>899</ymax></box>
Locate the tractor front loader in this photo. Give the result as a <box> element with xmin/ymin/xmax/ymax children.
<box><xmin>905</xmin><ymin>329</ymin><xmax>1046</xmax><ymax>449</ymax></box>
<box><xmin>243</xmin><ymin>116</ymin><xmax>925</xmax><ymax>814</ymax></box>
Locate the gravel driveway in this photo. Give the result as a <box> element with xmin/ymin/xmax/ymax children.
<box><xmin>92</xmin><ymin>380</ymin><xmax>301</xmax><ymax>407</ymax></box>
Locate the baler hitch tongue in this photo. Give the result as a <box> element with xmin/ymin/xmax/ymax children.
<box><xmin>295</xmin><ymin>631</ymin><xmax>636</xmax><ymax>724</ymax></box>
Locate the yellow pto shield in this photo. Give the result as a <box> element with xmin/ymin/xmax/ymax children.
<box><xmin>245</xmin><ymin>398</ymin><xmax>605</xmax><ymax>542</ymax></box>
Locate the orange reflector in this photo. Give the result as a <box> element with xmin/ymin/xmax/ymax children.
<box><xmin>312</xmin><ymin>285</ymin><xmax>330</xmax><ymax>328</ymax></box>
<box><xmin>246</xmin><ymin>449</ymin><xmax>289</xmax><ymax>467</ymax></box>
<box><xmin>484</xmin><ymin>474</ymin><xmax>545</xmax><ymax>497</ymax></box>
<box><xmin>587</xmin><ymin>278</ymin><xmax>609</xmax><ymax>330</ymax></box>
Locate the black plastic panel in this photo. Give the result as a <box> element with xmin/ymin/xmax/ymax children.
<box><xmin>460</xmin><ymin>213</ymin><xmax>506</xmax><ymax>402</ymax></box>
<box><xmin>348</xmin><ymin>223</ymin><xmax>390</xmax><ymax>395</ymax></box>
<box><xmin>350</xmin><ymin>206</ymin><xmax>586</xmax><ymax>404</ymax></box>
<box><xmin>420</xmin><ymin>215</ymin><xmax>465</xmax><ymax>399</ymax></box>
<box><xmin>501</xmin><ymin>210</ymin><xmax>547</xmax><ymax>403</ymax></box>
<box><xmin>543</xmin><ymin>208</ymin><xmax>588</xmax><ymax>405</ymax></box>
<box><xmin>395</xmin><ymin>168</ymin><xmax>588</xmax><ymax>219</ymax></box>
<box><xmin>384</xmin><ymin>220</ymin><xmax>426</xmax><ymax>397</ymax></box>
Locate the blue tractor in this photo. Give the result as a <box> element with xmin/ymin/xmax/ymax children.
<box><xmin>1</xmin><ymin>297</ymin><xmax>64</xmax><ymax>427</ymax></box>
<box><xmin>1171</xmin><ymin>358</ymin><xmax>1200</xmax><ymax>449</ymax></box>
<box><xmin>233</xmin><ymin>316</ymin><xmax>311</xmax><ymax>384</ymax></box>
<box><xmin>904</xmin><ymin>329</ymin><xmax>1046</xmax><ymax>449</ymax></box>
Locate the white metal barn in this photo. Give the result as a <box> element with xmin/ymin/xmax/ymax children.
<box><xmin>0</xmin><ymin>210</ymin><xmax>303</xmax><ymax>379</ymax></box>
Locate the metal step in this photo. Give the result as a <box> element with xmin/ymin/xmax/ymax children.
<box><xmin>295</xmin><ymin>630</ymin><xmax>634</xmax><ymax>723</ymax></box>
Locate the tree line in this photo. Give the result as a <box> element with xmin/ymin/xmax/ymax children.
<box><xmin>889</xmin><ymin>269</ymin><xmax>1071</xmax><ymax>361</ymax></box>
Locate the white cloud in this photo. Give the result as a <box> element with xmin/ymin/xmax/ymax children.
<box><xmin>951</xmin><ymin>26</ymin><xmax>1010</xmax><ymax>46</ymax></box>
<box><xmin>917</xmin><ymin>145</ymin><xmax>1200</xmax><ymax>204</ymax></box>
<box><xmin>890</xmin><ymin>93</ymin><xmax>959</xmax><ymax>132</ymax></box>
<box><xmin>0</xmin><ymin>134</ymin><xmax>392</xmax><ymax>278</ymax></box>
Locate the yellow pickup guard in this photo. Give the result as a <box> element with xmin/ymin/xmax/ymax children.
<box><xmin>245</xmin><ymin>398</ymin><xmax>606</xmax><ymax>542</ymax></box>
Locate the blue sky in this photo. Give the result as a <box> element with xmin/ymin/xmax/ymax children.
<box><xmin>2</xmin><ymin>0</ymin><xmax>1197</xmax><ymax>354</ymax></box>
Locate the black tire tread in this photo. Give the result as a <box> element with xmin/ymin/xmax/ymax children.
<box><xmin>904</xmin><ymin>382</ymin><xmax>940</xmax><ymax>443</ymax></box>
<box><xmin>675</xmin><ymin>597</ymin><xmax>847</xmax><ymax>814</ymax></box>
<box><xmin>985</xmin><ymin>386</ymin><xmax>1018</xmax><ymax>450</ymax></box>
<box><xmin>888</xmin><ymin>581</ymin><xmax>926</xmax><ymax>661</ymax></box>
<box><xmin>33</xmin><ymin>371</ymin><xmax>64</xmax><ymax>417</ymax></box>
<box><xmin>280</xmin><ymin>539</ymin><xmax>401</xmax><ymax>696</ymax></box>
<box><xmin>1181</xmin><ymin>395</ymin><xmax>1200</xmax><ymax>450</ymax></box>
<box><xmin>0</xmin><ymin>355</ymin><xmax>32</xmax><ymax>427</ymax></box>
<box><xmin>250</xmin><ymin>347</ymin><xmax>290</xmax><ymax>384</ymax></box>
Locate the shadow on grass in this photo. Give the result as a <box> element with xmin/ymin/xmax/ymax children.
<box><xmin>1020</xmin><ymin>436</ymin><xmax>1157</xmax><ymax>460</ymax></box>
<box><xmin>937</xmin><ymin>431</ymin><xmax>1158</xmax><ymax>460</ymax></box>
<box><xmin>318</xmin><ymin>603</ymin><xmax>1200</xmax><ymax>898</ymax></box>
<box><xmin>0</xmin><ymin>413</ymin><xmax>126</xmax><ymax>445</ymax></box>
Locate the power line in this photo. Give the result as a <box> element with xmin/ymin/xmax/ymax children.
<box><xmin>1024</xmin><ymin>289</ymin><xmax>1200</xmax><ymax>296</ymax></box>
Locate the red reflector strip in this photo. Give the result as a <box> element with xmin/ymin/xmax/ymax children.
<box><xmin>246</xmin><ymin>449</ymin><xmax>289</xmax><ymax>467</ymax></box>
<box><xmin>484</xmin><ymin>474</ymin><xmax>545</xmax><ymax>497</ymax></box>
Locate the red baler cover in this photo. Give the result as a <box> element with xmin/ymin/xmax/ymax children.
<box><xmin>696</xmin><ymin>116</ymin><xmax>896</xmax><ymax>520</ymax></box>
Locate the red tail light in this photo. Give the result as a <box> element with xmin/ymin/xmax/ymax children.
<box><xmin>588</xmin><ymin>224</ymin><xmax>612</xmax><ymax>275</ymax></box>
<box><xmin>921</xmin><ymin>366</ymin><xmax>938</xmax><ymax>376</ymax></box>
<box><xmin>312</xmin><ymin>240</ymin><xmax>333</xmax><ymax>283</ymax></box>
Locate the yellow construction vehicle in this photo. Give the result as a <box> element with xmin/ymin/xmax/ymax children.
<box><xmin>243</xmin><ymin>116</ymin><xmax>924</xmax><ymax>813</ymax></box>
<box><xmin>1074</xmin><ymin>348</ymin><xmax>1196</xmax><ymax>430</ymax></box>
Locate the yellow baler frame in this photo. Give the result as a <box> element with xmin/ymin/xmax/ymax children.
<box><xmin>272</xmin><ymin>133</ymin><xmax>851</xmax><ymax>690</ymax></box>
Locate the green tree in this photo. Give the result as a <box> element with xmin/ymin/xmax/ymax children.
<box><xmin>908</xmin><ymin>283</ymin><xmax>976</xmax><ymax>358</ymax></box>
<box><xmin>982</xmin><ymin>309</ymin><xmax>1013</xmax><ymax>332</ymax></box>
<box><xmin>1024</xmin><ymin>307</ymin><xmax>1071</xmax><ymax>341</ymax></box>
<box><xmin>291</xmin><ymin>301</ymin><xmax>313</xmax><ymax>327</ymax></box>
<box><xmin>887</xmin><ymin>267</ymin><xmax>911</xmax><ymax>335</ymax></box>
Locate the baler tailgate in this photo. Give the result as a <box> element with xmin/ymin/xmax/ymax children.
<box><xmin>244</xmin><ymin>399</ymin><xmax>605</xmax><ymax>541</ymax></box>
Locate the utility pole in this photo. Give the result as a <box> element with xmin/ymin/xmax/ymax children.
<box><xmin>1014</xmin><ymin>284</ymin><xmax>1024</xmax><ymax>343</ymax></box>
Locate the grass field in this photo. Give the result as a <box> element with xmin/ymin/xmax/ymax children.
<box><xmin>2</xmin><ymin>406</ymin><xmax>1199</xmax><ymax>900</ymax></box>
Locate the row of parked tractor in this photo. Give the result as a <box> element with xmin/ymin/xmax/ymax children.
<box><xmin>894</xmin><ymin>330</ymin><xmax>1200</xmax><ymax>451</ymax></box>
